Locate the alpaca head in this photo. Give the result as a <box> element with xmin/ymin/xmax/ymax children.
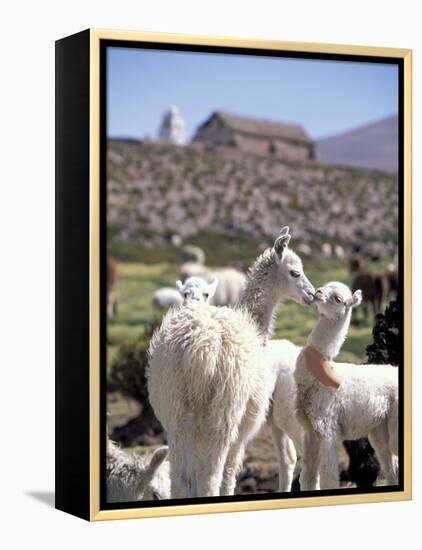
<box><xmin>107</xmin><ymin>442</ymin><xmax>170</xmax><ymax>502</ymax></box>
<box><xmin>271</xmin><ymin>226</ymin><xmax>315</xmax><ymax>306</ymax></box>
<box><xmin>139</xmin><ymin>446</ymin><xmax>170</xmax><ymax>500</ymax></box>
<box><xmin>176</xmin><ymin>276</ymin><xmax>218</xmax><ymax>305</ymax></box>
<box><xmin>314</xmin><ymin>281</ymin><xmax>362</xmax><ymax>321</ymax></box>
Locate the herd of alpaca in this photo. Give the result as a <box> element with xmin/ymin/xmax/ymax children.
<box><xmin>108</xmin><ymin>228</ymin><xmax>399</xmax><ymax>502</ymax></box>
<box><xmin>153</xmin><ymin>246</ymin><xmax>246</xmax><ymax>310</ymax></box>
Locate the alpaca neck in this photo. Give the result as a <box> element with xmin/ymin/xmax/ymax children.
<box><xmin>306</xmin><ymin>310</ymin><xmax>352</xmax><ymax>359</ymax></box>
<box><xmin>238</xmin><ymin>250</ymin><xmax>281</xmax><ymax>343</ymax></box>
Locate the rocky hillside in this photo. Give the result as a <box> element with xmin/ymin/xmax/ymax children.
<box><xmin>107</xmin><ymin>139</ymin><xmax>398</xmax><ymax>260</ymax></box>
<box><xmin>316</xmin><ymin>115</ymin><xmax>398</xmax><ymax>173</ymax></box>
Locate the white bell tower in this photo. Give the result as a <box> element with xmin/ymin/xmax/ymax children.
<box><xmin>158</xmin><ymin>105</ymin><xmax>187</xmax><ymax>145</ymax></box>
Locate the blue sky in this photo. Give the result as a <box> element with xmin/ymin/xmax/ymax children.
<box><xmin>107</xmin><ymin>47</ymin><xmax>398</xmax><ymax>140</ymax></box>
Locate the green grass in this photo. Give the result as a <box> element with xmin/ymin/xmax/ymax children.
<box><xmin>107</xmin><ymin>258</ymin><xmax>375</xmax><ymax>366</ymax></box>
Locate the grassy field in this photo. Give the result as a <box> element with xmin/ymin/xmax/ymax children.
<box><xmin>107</xmin><ymin>257</ymin><xmax>375</xmax><ymax>368</ymax></box>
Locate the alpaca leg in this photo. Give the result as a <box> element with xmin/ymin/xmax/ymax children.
<box><xmin>319</xmin><ymin>439</ymin><xmax>340</xmax><ymax>489</ymax></box>
<box><xmin>369</xmin><ymin>421</ymin><xmax>398</xmax><ymax>485</ymax></box>
<box><xmin>169</xmin><ymin>420</ymin><xmax>196</xmax><ymax>498</ymax></box>
<box><xmin>220</xmin><ymin>439</ymin><xmax>246</xmax><ymax>496</ymax></box>
<box><xmin>196</xmin><ymin>437</ymin><xmax>231</xmax><ymax>497</ymax></box>
<box><xmin>299</xmin><ymin>429</ymin><xmax>321</xmax><ymax>491</ymax></box>
<box><xmin>170</xmin><ymin>449</ymin><xmax>190</xmax><ymax>499</ymax></box>
<box><xmin>270</xmin><ymin>421</ymin><xmax>297</xmax><ymax>492</ymax></box>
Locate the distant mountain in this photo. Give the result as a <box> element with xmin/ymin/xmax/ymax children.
<box><xmin>316</xmin><ymin>115</ymin><xmax>398</xmax><ymax>173</ymax></box>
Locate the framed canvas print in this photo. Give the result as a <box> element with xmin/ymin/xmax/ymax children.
<box><xmin>55</xmin><ymin>29</ymin><xmax>412</xmax><ymax>521</ymax></box>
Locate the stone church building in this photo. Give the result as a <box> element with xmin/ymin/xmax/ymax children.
<box><xmin>193</xmin><ymin>111</ymin><xmax>315</xmax><ymax>161</ymax></box>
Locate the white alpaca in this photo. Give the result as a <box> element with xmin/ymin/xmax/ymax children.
<box><xmin>180</xmin><ymin>262</ymin><xmax>210</xmax><ymax>282</ymax></box>
<box><xmin>266</xmin><ymin>339</ymin><xmax>304</xmax><ymax>492</ymax></box>
<box><xmin>106</xmin><ymin>439</ymin><xmax>170</xmax><ymax>503</ymax></box>
<box><xmin>210</xmin><ymin>268</ymin><xmax>246</xmax><ymax>307</ymax></box>
<box><xmin>176</xmin><ymin>276</ymin><xmax>218</xmax><ymax>305</ymax></box>
<box><xmin>179</xmin><ymin>279</ymin><xmax>305</xmax><ymax>493</ymax></box>
<box><xmin>147</xmin><ymin>227</ymin><xmax>315</xmax><ymax>498</ymax></box>
<box><xmin>180</xmin><ymin>264</ymin><xmax>246</xmax><ymax>307</ymax></box>
<box><xmin>152</xmin><ymin>288</ymin><xmax>183</xmax><ymax>310</ymax></box>
<box><xmin>295</xmin><ymin>281</ymin><xmax>398</xmax><ymax>490</ymax></box>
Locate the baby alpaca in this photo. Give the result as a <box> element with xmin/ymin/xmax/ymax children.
<box><xmin>107</xmin><ymin>439</ymin><xmax>170</xmax><ymax>503</ymax></box>
<box><xmin>176</xmin><ymin>276</ymin><xmax>218</xmax><ymax>305</ymax></box>
<box><xmin>295</xmin><ymin>282</ymin><xmax>398</xmax><ymax>490</ymax></box>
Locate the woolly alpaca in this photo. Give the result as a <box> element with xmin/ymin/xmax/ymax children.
<box><xmin>178</xmin><ymin>280</ymin><xmax>306</xmax><ymax>493</ymax></box>
<box><xmin>106</xmin><ymin>439</ymin><xmax>170</xmax><ymax>503</ymax></box>
<box><xmin>294</xmin><ymin>282</ymin><xmax>398</xmax><ymax>490</ymax></box>
<box><xmin>176</xmin><ymin>276</ymin><xmax>218</xmax><ymax>305</ymax></box>
<box><xmin>147</xmin><ymin>227</ymin><xmax>315</xmax><ymax>497</ymax></box>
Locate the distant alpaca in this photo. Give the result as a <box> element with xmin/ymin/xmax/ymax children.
<box><xmin>181</xmin><ymin>245</ymin><xmax>205</xmax><ymax>265</ymax></box>
<box><xmin>107</xmin><ymin>439</ymin><xmax>170</xmax><ymax>502</ymax></box>
<box><xmin>350</xmin><ymin>255</ymin><xmax>389</xmax><ymax>322</ymax></box>
<box><xmin>180</xmin><ymin>262</ymin><xmax>210</xmax><ymax>282</ymax></box>
<box><xmin>148</xmin><ymin>227</ymin><xmax>315</xmax><ymax>497</ymax></box>
<box><xmin>176</xmin><ymin>276</ymin><xmax>218</xmax><ymax>305</ymax></box>
<box><xmin>152</xmin><ymin>288</ymin><xmax>183</xmax><ymax>310</ymax></box>
<box><xmin>210</xmin><ymin>268</ymin><xmax>246</xmax><ymax>307</ymax></box>
<box><xmin>107</xmin><ymin>256</ymin><xmax>118</xmax><ymax>319</ymax></box>
<box><xmin>295</xmin><ymin>282</ymin><xmax>398</xmax><ymax>490</ymax></box>
<box><xmin>180</xmin><ymin>264</ymin><xmax>246</xmax><ymax>307</ymax></box>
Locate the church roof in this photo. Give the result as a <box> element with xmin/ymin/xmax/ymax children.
<box><xmin>202</xmin><ymin>111</ymin><xmax>312</xmax><ymax>144</ymax></box>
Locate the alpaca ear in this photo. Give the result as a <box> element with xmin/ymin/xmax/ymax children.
<box><xmin>278</xmin><ymin>226</ymin><xmax>290</xmax><ymax>237</ymax></box>
<box><xmin>347</xmin><ymin>289</ymin><xmax>362</xmax><ymax>308</ymax></box>
<box><xmin>176</xmin><ymin>280</ymin><xmax>184</xmax><ymax>293</ymax></box>
<box><xmin>208</xmin><ymin>277</ymin><xmax>218</xmax><ymax>298</ymax></box>
<box><xmin>147</xmin><ymin>446</ymin><xmax>168</xmax><ymax>475</ymax></box>
<box><xmin>273</xmin><ymin>227</ymin><xmax>291</xmax><ymax>259</ymax></box>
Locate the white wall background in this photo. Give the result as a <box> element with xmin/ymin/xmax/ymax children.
<box><xmin>1</xmin><ymin>1</ymin><xmax>420</xmax><ymax>547</ymax></box>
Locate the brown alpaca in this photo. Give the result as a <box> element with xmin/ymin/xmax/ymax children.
<box><xmin>385</xmin><ymin>264</ymin><xmax>399</xmax><ymax>295</ymax></box>
<box><xmin>350</xmin><ymin>255</ymin><xmax>389</xmax><ymax>323</ymax></box>
<box><xmin>107</xmin><ymin>256</ymin><xmax>118</xmax><ymax>319</ymax></box>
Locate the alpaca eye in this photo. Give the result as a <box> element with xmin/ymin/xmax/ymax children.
<box><xmin>204</xmin><ymin>293</ymin><xmax>209</xmax><ymax>299</ymax></box>
<box><xmin>184</xmin><ymin>292</ymin><xmax>189</xmax><ymax>298</ymax></box>
<box><xmin>334</xmin><ymin>295</ymin><xmax>343</xmax><ymax>304</ymax></box>
<box><xmin>290</xmin><ymin>270</ymin><xmax>300</xmax><ymax>278</ymax></box>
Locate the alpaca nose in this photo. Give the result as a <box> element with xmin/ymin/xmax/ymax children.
<box><xmin>305</xmin><ymin>290</ymin><xmax>315</xmax><ymax>303</ymax></box>
<box><xmin>314</xmin><ymin>289</ymin><xmax>324</xmax><ymax>301</ymax></box>
<box><xmin>303</xmin><ymin>283</ymin><xmax>315</xmax><ymax>304</ymax></box>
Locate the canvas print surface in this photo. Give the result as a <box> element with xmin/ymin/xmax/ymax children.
<box><xmin>104</xmin><ymin>45</ymin><xmax>401</xmax><ymax>507</ymax></box>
